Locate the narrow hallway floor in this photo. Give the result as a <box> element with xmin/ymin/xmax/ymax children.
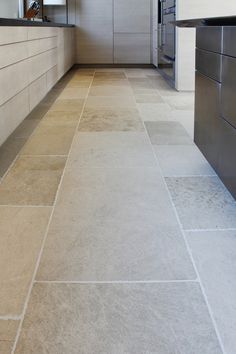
<box><xmin>0</xmin><ymin>68</ymin><xmax>236</xmax><ymax>354</ymax></box>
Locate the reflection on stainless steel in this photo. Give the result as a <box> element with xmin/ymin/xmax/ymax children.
<box><xmin>158</xmin><ymin>0</ymin><xmax>176</xmax><ymax>86</ymax></box>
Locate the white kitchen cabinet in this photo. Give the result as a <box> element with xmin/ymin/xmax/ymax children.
<box><xmin>75</xmin><ymin>0</ymin><xmax>113</xmax><ymax>63</ymax></box>
<box><xmin>114</xmin><ymin>0</ymin><xmax>151</xmax><ymax>33</ymax></box>
<box><xmin>114</xmin><ymin>33</ymin><xmax>151</xmax><ymax>64</ymax></box>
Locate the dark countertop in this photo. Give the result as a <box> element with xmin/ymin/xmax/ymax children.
<box><xmin>0</xmin><ymin>17</ymin><xmax>74</xmax><ymax>27</ymax></box>
<box><xmin>174</xmin><ymin>16</ymin><xmax>236</xmax><ymax>28</ymax></box>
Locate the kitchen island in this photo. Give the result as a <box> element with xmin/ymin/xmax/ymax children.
<box><xmin>0</xmin><ymin>19</ymin><xmax>75</xmax><ymax>146</ymax></box>
<box><xmin>175</xmin><ymin>17</ymin><xmax>236</xmax><ymax>199</ymax></box>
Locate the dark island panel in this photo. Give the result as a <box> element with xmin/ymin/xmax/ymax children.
<box><xmin>174</xmin><ymin>15</ymin><xmax>236</xmax><ymax>28</ymax></box>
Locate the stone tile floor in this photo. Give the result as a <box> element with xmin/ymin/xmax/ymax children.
<box><xmin>0</xmin><ymin>67</ymin><xmax>235</xmax><ymax>353</ymax></box>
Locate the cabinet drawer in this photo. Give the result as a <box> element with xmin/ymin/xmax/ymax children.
<box><xmin>196</xmin><ymin>48</ymin><xmax>222</xmax><ymax>82</ymax></box>
<box><xmin>218</xmin><ymin>117</ymin><xmax>236</xmax><ymax>199</ymax></box>
<box><xmin>194</xmin><ymin>71</ymin><xmax>221</xmax><ymax>171</ymax></box>
<box><xmin>223</xmin><ymin>26</ymin><xmax>236</xmax><ymax>57</ymax></box>
<box><xmin>196</xmin><ymin>26</ymin><xmax>223</xmax><ymax>53</ymax></box>
<box><xmin>221</xmin><ymin>55</ymin><xmax>236</xmax><ymax>129</ymax></box>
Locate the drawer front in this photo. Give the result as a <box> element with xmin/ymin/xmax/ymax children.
<box><xmin>221</xmin><ymin>55</ymin><xmax>236</xmax><ymax>129</ymax></box>
<box><xmin>196</xmin><ymin>26</ymin><xmax>223</xmax><ymax>53</ymax></box>
<box><xmin>194</xmin><ymin>71</ymin><xmax>221</xmax><ymax>171</ymax></box>
<box><xmin>218</xmin><ymin>117</ymin><xmax>236</xmax><ymax>199</ymax></box>
<box><xmin>196</xmin><ymin>48</ymin><xmax>222</xmax><ymax>82</ymax></box>
<box><xmin>223</xmin><ymin>26</ymin><xmax>236</xmax><ymax>57</ymax></box>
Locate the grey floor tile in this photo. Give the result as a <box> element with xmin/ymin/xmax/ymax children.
<box><xmin>166</xmin><ymin>176</ymin><xmax>236</xmax><ymax>230</ymax></box>
<box><xmin>16</xmin><ymin>282</ymin><xmax>222</xmax><ymax>354</ymax></box>
<box><xmin>37</xmin><ymin>168</ymin><xmax>195</xmax><ymax>281</ymax></box>
<box><xmin>138</xmin><ymin>103</ymin><xmax>172</xmax><ymax>122</ymax></box>
<box><xmin>187</xmin><ymin>230</ymin><xmax>236</xmax><ymax>354</ymax></box>
<box><xmin>67</xmin><ymin>132</ymin><xmax>156</xmax><ymax>168</ymax></box>
<box><xmin>171</xmin><ymin>110</ymin><xmax>194</xmax><ymax>139</ymax></box>
<box><xmin>145</xmin><ymin>121</ymin><xmax>193</xmax><ymax>145</ymax></box>
<box><xmin>0</xmin><ymin>320</ymin><xmax>19</xmax><ymax>354</ymax></box>
<box><xmin>154</xmin><ymin>145</ymin><xmax>216</xmax><ymax>177</ymax></box>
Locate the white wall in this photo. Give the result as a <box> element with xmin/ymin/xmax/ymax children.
<box><xmin>175</xmin><ymin>0</ymin><xmax>236</xmax><ymax>91</ymax></box>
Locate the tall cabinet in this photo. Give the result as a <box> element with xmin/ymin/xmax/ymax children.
<box><xmin>114</xmin><ymin>0</ymin><xmax>151</xmax><ymax>63</ymax></box>
<box><xmin>75</xmin><ymin>0</ymin><xmax>154</xmax><ymax>64</ymax></box>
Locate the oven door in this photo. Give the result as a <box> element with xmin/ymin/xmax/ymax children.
<box><xmin>163</xmin><ymin>12</ymin><xmax>175</xmax><ymax>60</ymax></box>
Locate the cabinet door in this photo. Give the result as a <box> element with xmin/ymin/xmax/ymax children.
<box><xmin>194</xmin><ymin>71</ymin><xmax>221</xmax><ymax>171</ymax></box>
<box><xmin>75</xmin><ymin>0</ymin><xmax>113</xmax><ymax>63</ymax></box>
<box><xmin>218</xmin><ymin>117</ymin><xmax>236</xmax><ymax>199</ymax></box>
<box><xmin>114</xmin><ymin>0</ymin><xmax>151</xmax><ymax>33</ymax></box>
<box><xmin>114</xmin><ymin>33</ymin><xmax>151</xmax><ymax>64</ymax></box>
<box><xmin>221</xmin><ymin>55</ymin><xmax>236</xmax><ymax>129</ymax></box>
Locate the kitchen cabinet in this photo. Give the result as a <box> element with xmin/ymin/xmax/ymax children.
<box><xmin>75</xmin><ymin>0</ymin><xmax>113</xmax><ymax>64</ymax></box>
<box><xmin>114</xmin><ymin>0</ymin><xmax>151</xmax><ymax>33</ymax></box>
<box><xmin>114</xmin><ymin>33</ymin><xmax>151</xmax><ymax>64</ymax></box>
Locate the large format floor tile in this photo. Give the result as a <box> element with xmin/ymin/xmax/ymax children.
<box><xmin>154</xmin><ymin>145</ymin><xmax>216</xmax><ymax>177</ymax></box>
<box><xmin>89</xmin><ymin>85</ymin><xmax>133</xmax><ymax>96</ymax></box>
<box><xmin>50</xmin><ymin>99</ymin><xmax>84</xmax><ymax>113</ymax></box>
<box><xmin>145</xmin><ymin>121</ymin><xmax>193</xmax><ymax>145</ymax></box>
<box><xmin>79</xmin><ymin>107</ymin><xmax>144</xmax><ymax>132</ymax></box>
<box><xmin>85</xmin><ymin>95</ymin><xmax>136</xmax><ymax>108</ymax></box>
<box><xmin>21</xmin><ymin>124</ymin><xmax>76</xmax><ymax>156</ymax></box>
<box><xmin>67</xmin><ymin>132</ymin><xmax>156</xmax><ymax>168</ymax></box>
<box><xmin>37</xmin><ymin>168</ymin><xmax>195</xmax><ymax>281</ymax></box>
<box><xmin>0</xmin><ymin>137</ymin><xmax>26</xmax><ymax>178</ymax></box>
<box><xmin>0</xmin><ymin>156</ymin><xmax>66</xmax><ymax>205</ymax></box>
<box><xmin>166</xmin><ymin>176</ymin><xmax>236</xmax><ymax>230</ymax></box>
<box><xmin>0</xmin><ymin>206</ymin><xmax>51</xmax><ymax>315</ymax></box>
<box><xmin>16</xmin><ymin>282</ymin><xmax>222</xmax><ymax>354</ymax></box>
<box><xmin>187</xmin><ymin>230</ymin><xmax>236</xmax><ymax>354</ymax></box>
<box><xmin>0</xmin><ymin>320</ymin><xmax>19</xmax><ymax>354</ymax></box>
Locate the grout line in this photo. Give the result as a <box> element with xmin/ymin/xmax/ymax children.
<box><xmin>135</xmin><ymin>85</ymin><xmax>227</xmax><ymax>354</ymax></box>
<box><xmin>0</xmin><ymin>205</ymin><xmax>51</xmax><ymax>208</ymax></box>
<box><xmin>35</xmin><ymin>279</ymin><xmax>199</xmax><ymax>284</ymax></box>
<box><xmin>11</xmin><ymin>70</ymin><xmax>96</xmax><ymax>354</ymax></box>
<box><xmin>0</xmin><ymin>315</ymin><xmax>22</xmax><ymax>321</ymax></box>
<box><xmin>185</xmin><ymin>228</ymin><xmax>236</xmax><ymax>233</ymax></box>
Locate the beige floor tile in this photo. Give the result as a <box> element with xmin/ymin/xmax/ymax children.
<box><xmin>92</xmin><ymin>79</ymin><xmax>130</xmax><ymax>87</ymax></box>
<box><xmin>41</xmin><ymin>111</ymin><xmax>81</xmax><ymax>126</ymax></box>
<box><xmin>66</xmin><ymin>80</ymin><xmax>92</xmax><ymax>88</ymax></box>
<box><xmin>0</xmin><ymin>137</ymin><xmax>27</xmax><ymax>178</ymax></box>
<box><xmin>0</xmin><ymin>207</ymin><xmax>51</xmax><ymax>315</ymax></box>
<box><xmin>50</xmin><ymin>99</ymin><xmax>84</xmax><ymax>113</ymax></box>
<box><xmin>21</xmin><ymin>125</ymin><xmax>76</xmax><ymax>156</ymax></box>
<box><xmin>138</xmin><ymin>103</ymin><xmax>173</xmax><ymax>121</ymax></box>
<box><xmin>58</xmin><ymin>87</ymin><xmax>89</xmax><ymax>100</ymax></box>
<box><xmin>0</xmin><ymin>155</ymin><xmax>66</xmax><ymax>206</ymax></box>
<box><xmin>68</xmin><ymin>132</ymin><xmax>155</xmax><ymax>168</ymax></box>
<box><xmin>85</xmin><ymin>96</ymin><xmax>136</xmax><ymax>108</ymax></box>
<box><xmin>94</xmin><ymin>72</ymin><xmax>126</xmax><ymax>79</ymax></box>
<box><xmin>135</xmin><ymin>94</ymin><xmax>164</xmax><ymax>104</ymax></box>
<box><xmin>79</xmin><ymin>107</ymin><xmax>144</xmax><ymax>132</ymax></box>
<box><xmin>0</xmin><ymin>320</ymin><xmax>19</xmax><ymax>354</ymax></box>
<box><xmin>89</xmin><ymin>85</ymin><xmax>133</xmax><ymax>97</ymax></box>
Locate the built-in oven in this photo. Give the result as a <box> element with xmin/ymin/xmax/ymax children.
<box><xmin>158</xmin><ymin>0</ymin><xmax>176</xmax><ymax>86</ymax></box>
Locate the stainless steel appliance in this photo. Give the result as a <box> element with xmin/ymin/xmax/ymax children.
<box><xmin>158</xmin><ymin>0</ymin><xmax>176</xmax><ymax>85</ymax></box>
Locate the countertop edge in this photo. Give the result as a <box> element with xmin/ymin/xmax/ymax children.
<box><xmin>0</xmin><ymin>18</ymin><xmax>75</xmax><ymax>28</ymax></box>
<box><xmin>174</xmin><ymin>16</ymin><xmax>236</xmax><ymax>28</ymax></box>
